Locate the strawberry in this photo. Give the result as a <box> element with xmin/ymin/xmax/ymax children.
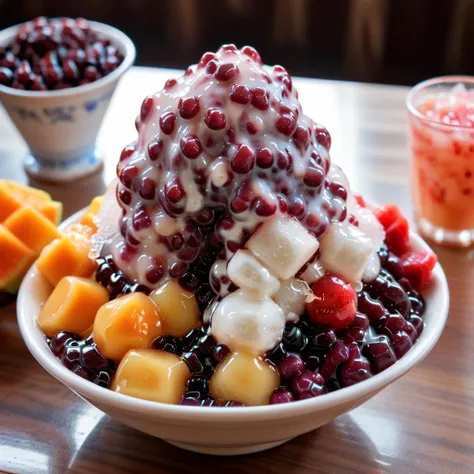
<box><xmin>306</xmin><ymin>274</ymin><xmax>357</xmax><ymax>329</ymax></box>
<box><xmin>373</xmin><ymin>204</ymin><xmax>411</xmax><ymax>256</ymax></box>
<box><xmin>400</xmin><ymin>251</ymin><xmax>437</xmax><ymax>291</ymax></box>
<box><xmin>354</xmin><ymin>194</ymin><xmax>366</xmax><ymax>208</ymax></box>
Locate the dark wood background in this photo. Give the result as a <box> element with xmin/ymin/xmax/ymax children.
<box><xmin>2</xmin><ymin>0</ymin><xmax>474</xmax><ymax>85</ymax></box>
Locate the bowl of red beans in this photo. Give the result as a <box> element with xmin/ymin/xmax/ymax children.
<box><xmin>0</xmin><ymin>16</ymin><xmax>135</xmax><ymax>181</ymax></box>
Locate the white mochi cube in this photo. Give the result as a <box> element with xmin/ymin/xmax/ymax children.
<box><xmin>227</xmin><ymin>250</ymin><xmax>280</xmax><ymax>297</ymax></box>
<box><xmin>319</xmin><ymin>222</ymin><xmax>374</xmax><ymax>283</ymax></box>
<box><xmin>210</xmin><ymin>290</ymin><xmax>285</xmax><ymax>355</ymax></box>
<box><xmin>272</xmin><ymin>278</ymin><xmax>311</xmax><ymax>323</ymax></box>
<box><xmin>246</xmin><ymin>215</ymin><xmax>319</xmax><ymax>280</ymax></box>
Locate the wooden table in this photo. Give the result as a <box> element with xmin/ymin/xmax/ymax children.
<box><xmin>1</xmin><ymin>67</ymin><xmax>473</xmax><ymax>474</ymax></box>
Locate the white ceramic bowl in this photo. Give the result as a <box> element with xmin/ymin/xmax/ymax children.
<box><xmin>0</xmin><ymin>21</ymin><xmax>135</xmax><ymax>181</ymax></box>
<box><xmin>17</xmin><ymin>210</ymin><xmax>449</xmax><ymax>456</ymax></box>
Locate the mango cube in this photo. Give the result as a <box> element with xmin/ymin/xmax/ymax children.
<box><xmin>80</xmin><ymin>196</ymin><xmax>104</xmax><ymax>231</ymax></box>
<box><xmin>111</xmin><ymin>349</ymin><xmax>190</xmax><ymax>404</ymax></box>
<box><xmin>94</xmin><ymin>293</ymin><xmax>163</xmax><ymax>361</ymax></box>
<box><xmin>4</xmin><ymin>206</ymin><xmax>61</xmax><ymax>254</ymax></box>
<box><xmin>37</xmin><ymin>224</ymin><xmax>97</xmax><ymax>286</ymax></box>
<box><xmin>210</xmin><ymin>351</ymin><xmax>280</xmax><ymax>406</ymax></box>
<box><xmin>0</xmin><ymin>225</ymin><xmax>35</xmax><ymax>293</ymax></box>
<box><xmin>149</xmin><ymin>280</ymin><xmax>200</xmax><ymax>337</ymax></box>
<box><xmin>0</xmin><ymin>187</ymin><xmax>21</xmax><ymax>222</ymax></box>
<box><xmin>39</xmin><ymin>276</ymin><xmax>109</xmax><ymax>338</ymax></box>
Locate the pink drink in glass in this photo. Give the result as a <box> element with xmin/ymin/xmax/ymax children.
<box><xmin>407</xmin><ymin>77</ymin><xmax>474</xmax><ymax>247</ymax></box>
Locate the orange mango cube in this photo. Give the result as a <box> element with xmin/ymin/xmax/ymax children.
<box><xmin>4</xmin><ymin>206</ymin><xmax>61</xmax><ymax>254</ymax></box>
<box><xmin>0</xmin><ymin>187</ymin><xmax>21</xmax><ymax>222</ymax></box>
<box><xmin>0</xmin><ymin>225</ymin><xmax>35</xmax><ymax>293</ymax></box>
<box><xmin>149</xmin><ymin>280</ymin><xmax>200</xmax><ymax>337</ymax></box>
<box><xmin>94</xmin><ymin>293</ymin><xmax>163</xmax><ymax>361</ymax></box>
<box><xmin>80</xmin><ymin>196</ymin><xmax>104</xmax><ymax>232</ymax></box>
<box><xmin>37</xmin><ymin>224</ymin><xmax>97</xmax><ymax>286</ymax></box>
<box><xmin>111</xmin><ymin>349</ymin><xmax>190</xmax><ymax>404</ymax></box>
<box><xmin>210</xmin><ymin>352</ymin><xmax>280</xmax><ymax>406</ymax></box>
<box><xmin>39</xmin><ymin>276</ymin><xmax>109</xmax><ymax>338</ymax></box>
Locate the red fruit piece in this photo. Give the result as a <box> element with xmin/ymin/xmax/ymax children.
<box><xmin>306</xmin><ymin>275</ymin><xmax>357</xmax><ymax>330</ymax></box>
<box><xmin>400</xmin><ymin>251</ymin><xmax>437</xmax><ymax>291</ymax></box>
<box><xmin>373</xmin><ymin>204</ymin><xmax>410</xmax><ymax>256</ymax></box>
<box><xmin>354</xmin><ymin>194</ymin><xmax>366</xmax><ymax>208</ymax></box>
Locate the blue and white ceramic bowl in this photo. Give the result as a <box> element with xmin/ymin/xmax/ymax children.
<box><xmin>0</xmin><ymin>21</ymin><xmax>135</xmax><ymax>182</ymax></box>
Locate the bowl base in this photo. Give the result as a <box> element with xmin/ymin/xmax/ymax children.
<box><xmin>24</xmin><ymin>151</ymin><xmax>103</xmax><ymax>183</ymax></box>
<box><xmin>165</xmin><ymin>437</ymin><xmax>292</xmax><ymax>455</ymax></box>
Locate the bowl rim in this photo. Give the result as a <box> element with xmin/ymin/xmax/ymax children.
<box><xmin>17</xmin><ymin>208</ymin><xmax>450</xmax><ymax>423</ymax></box>
<box><xmin>0</xmin><ymin>20</ymin><xmax>136</xmax><ymax>99</ymax></box>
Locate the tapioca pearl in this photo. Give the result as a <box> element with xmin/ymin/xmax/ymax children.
<box><xmin>246</xmin><ymin>122</ymin><xmax>259</xmax><ymax>135</ymax></box>
<box><xmin>275</xmin><ymin>113</ymin><xmax>297</xmax><ymax>136</ymax></box>
<box><xmin>251</xmin><ymin>197</ymin><xmax>277</xmax><ymax>217</ymax></box>
<box><xmin>169</xmin><ymin>261</ymin><xmax>189</xmax><ymax>279</ymax></box>
<box><xmin>178</xmin><ymin>96</ymin><xmax>200</xmax><ymax>119</ymax></box>
<box><xmin>204</xmin><ymin>108</ymin><xmax>226</xmax><ymax>130</ymax></box>
<box><xmin>327</xmin><ymin>181</ymin><xmax>348</xmax><ymax>201</ymax></box>
<box><xmin>305</xmin><ymin>214</ymin><xmax>329</xmax><ymax>237</ymax></box>
<box><xmin>338</xmin><ymin>207</ymin><xmax>348</xmax><ymax>222</ymax></box>
<box><xmin>147</xmin><ymin>139</ymin><xmax>163</xmax><ymax>162</ymax></box>
<box><xmin>217</xmin><ymin>215</ymin><xmax>235</xmax><ymax>233</ymax></box>
<box><xmin>117</xmin><ymin>187</ymin><xmax>132</xmax><ymax>206</ymax></box>
<box><xmin>214</xmin><ymin>62</ymin><xmax>239</xmax><ymax>82</ymax></box>
<box><xmin>193</xmin><ymin>208</ymin><xmax>215</xmax><ymax>227</ymax></box>
<box><xmin>83</xmin><ymin>64</ymin><xmax>100</xmax><ymax>82</ymax></box>
<box><xmin>126</xmin><ymin>230</ymin><xmax>140</xmax><ymax>247</ymax></box>
<box><xmin>256</xmin><ymin>148</ymin><xmax>274</xmax><ymax>169</ymax></box>
<box><xmin>314</xmin><ymin>124</ymin><xmax>331</xmax><ymax>150</ymax></box>
<box><xmin>132</xmin><ymin>205</ymin><xmax>152</xmax><ymax>231</ymax></box>
<box><xmin>120</xmin><ymin>143</ymin><xmax>136</xmax><ymax>162</ymax></box>
<box><xmin>198</xmin><ymin>52</ymin><xmax>216</xmax><ymax>68</ymax></box>
<box><xmin>226</xmin><ymin>240</ymin><xmax>241</xmax><ymax>253</ymax></box>
<box><xmin>183</xmin><ymin>224</ymin><xmax>202</xmax><ymax>248</ymax></box>
<box><xmin>140</xmin><ymin>96</ymin><xmax>154</xmax><ymax>122</ymax></box>
<box><xmin>230</xmin><ymin>197</ymin><xmax>249</xmax><ymax>214</ymax></box>
<box><xmin>277</xmin><ymin>194</ymin><xmax>289</xmax><ymax>213</ymax></box>
<box><xmin>230</xmin><ymin>83</ymin><xmax>252</xmax><ymax>104</ymax></box>
<box><xmin>219</xmin><ymin>44</ymin><xmax>238</xmax><ymax>54</ymax></box>
<box><xmin>180</xmin><ymin>135</ymin><xmax>202</xmax><ymax>159</ymax></box>
<box><xmin>159</xmin><ymin>111</ymin><xmax>176</xmax><ymax>135</ymax></box>
<box><xmin>164</xmin><ymin>78</ymin><xmax>177</xmax><ymax>89</ymax></box>
<box><xmin>30</xmin><ymin>75</ymin><xmax>46</xmax><ymax>90</ymax></box>
<box><xmin>293</xmin><ymin>125</ymin><xmax>310</xmax><ymax>150</ymax></box>
<box><xmin>184</xmin><ymin>66</ymin><xmax>195</xmax><ymax>76</ymax></box>
<box><xmin>241</xmin><ymin>45</ymin><xmax>263</xmax><ymax>64</ymax></box>
<box><xmin>270</xmin><ymin>387</ymin><xmax>294</xmax><ymax>404</ymax></box>
<box><xmin>276</xmin><ymin>151</ymin><xmax>289</xmax><ymax>171</ymax></box>
<box><xmin>251</xmin><ymin>87</ymin><xmax>270</xmax><ymax>110</ymax></box>
<box><xmin>304</xmin><ymin>165</ymin><xmax>325</xmax><ymax>188</ymax></box>
<box><xmin>288</xmin><ymin>196</ymin><xmax>306</xmax><ymax>219</ymax></box>
<box><xmin>169</xmin><ymin>233</ymin><xmax>185</xmax><ymax>251</ymax></box>
<box><xmin>278</xmin><ymin>354</ymin><xmax>305</xmax><ymax>380</ymax></box>
<box><xmin>164</xmin><ymin>177</ymin><xmax>186</xmax><ymax>204</ymax></box>
<box><xmin>206</xmin><ymin>59</ymin><xmax>219</xmax><ymax>75</ymax></box>
<box><xmin>119</xmin><ymin>164</ymin><xmax>139</xmax><ymax>189</ymax></box>
<box><xmin>236</xmin><ymin>180</ymin><xmax>255</xmax><ymax>202</ymax></box>
<box><xmin>231</xmin><ymin>145</ymin><xmax>255</xmax><ymax>174</ymax></box>
<box><xmin>177</xmin><ymin>246</ymin><xmax>200</xmax><ymax>262</ymax></box>
<box><xmin>119</xmin><ymin>243</ymin><xmax>137</xmax><ymax>264</ymax></box>
<box><xmin>145</xmin><ymin>256</ymin><xmax>166</xmax><ymax>284</ymax></box>
<box><xmin>138</xmin><ymin>177</ymin><xmax>157</xmax><ymax>200</ymax></box>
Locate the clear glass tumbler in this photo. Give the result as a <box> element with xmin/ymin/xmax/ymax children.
<box><xmin>407</xmin><ymin>76</ymin><xmax>474</xmax><ymax>247</ymax></box>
